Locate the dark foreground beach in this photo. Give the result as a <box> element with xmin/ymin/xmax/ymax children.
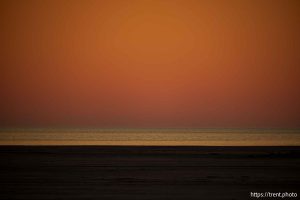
<box><xmin>1</xmin><ymin>146</ymin><xmax>300</xmax><ymax>200</ymax></box>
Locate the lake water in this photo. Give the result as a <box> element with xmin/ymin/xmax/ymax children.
<box><xmin>0</xmin><ymin>129</ymin><xmax>300</xmax><ymax>146</ymax></box>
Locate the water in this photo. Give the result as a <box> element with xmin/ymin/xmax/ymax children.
<box><xmin>0</xmin><ymin>129</ymin><xmax>300</xmax><ymax>146</ymax></box>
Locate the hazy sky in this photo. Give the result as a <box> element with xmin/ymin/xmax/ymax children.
<box><xmin>1</xmin><ymin>0</ymin><xmax>300</xmax><ymax>128</ymax></box>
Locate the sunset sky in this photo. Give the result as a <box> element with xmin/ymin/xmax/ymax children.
<box><xmin>1</xmin><ymin>0</ymin><xmax>300</xmax><ymax>128</ymax></box>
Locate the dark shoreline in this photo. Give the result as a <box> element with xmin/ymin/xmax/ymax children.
<box><xmin>1</xmin><ymin>146</ymin><xmax>300</xmax><ymax>199</ymax></box>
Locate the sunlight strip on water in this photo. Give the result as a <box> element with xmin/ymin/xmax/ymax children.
<box><xmin>0</xmin><ymin>129</ymin><xmax>300</xmax><ymax>146</ymax></box>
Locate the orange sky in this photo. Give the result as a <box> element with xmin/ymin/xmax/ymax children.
<box><xmin>1</xmin><ymin>0</ymin><xmax>300</xmax><ymax>128</ymax></box>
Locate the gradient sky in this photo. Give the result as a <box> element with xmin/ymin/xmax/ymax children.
<box><xmin>1</xmin><ymin>0</ymin><xmax>300</xmax><ymax>128</ymax></box>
